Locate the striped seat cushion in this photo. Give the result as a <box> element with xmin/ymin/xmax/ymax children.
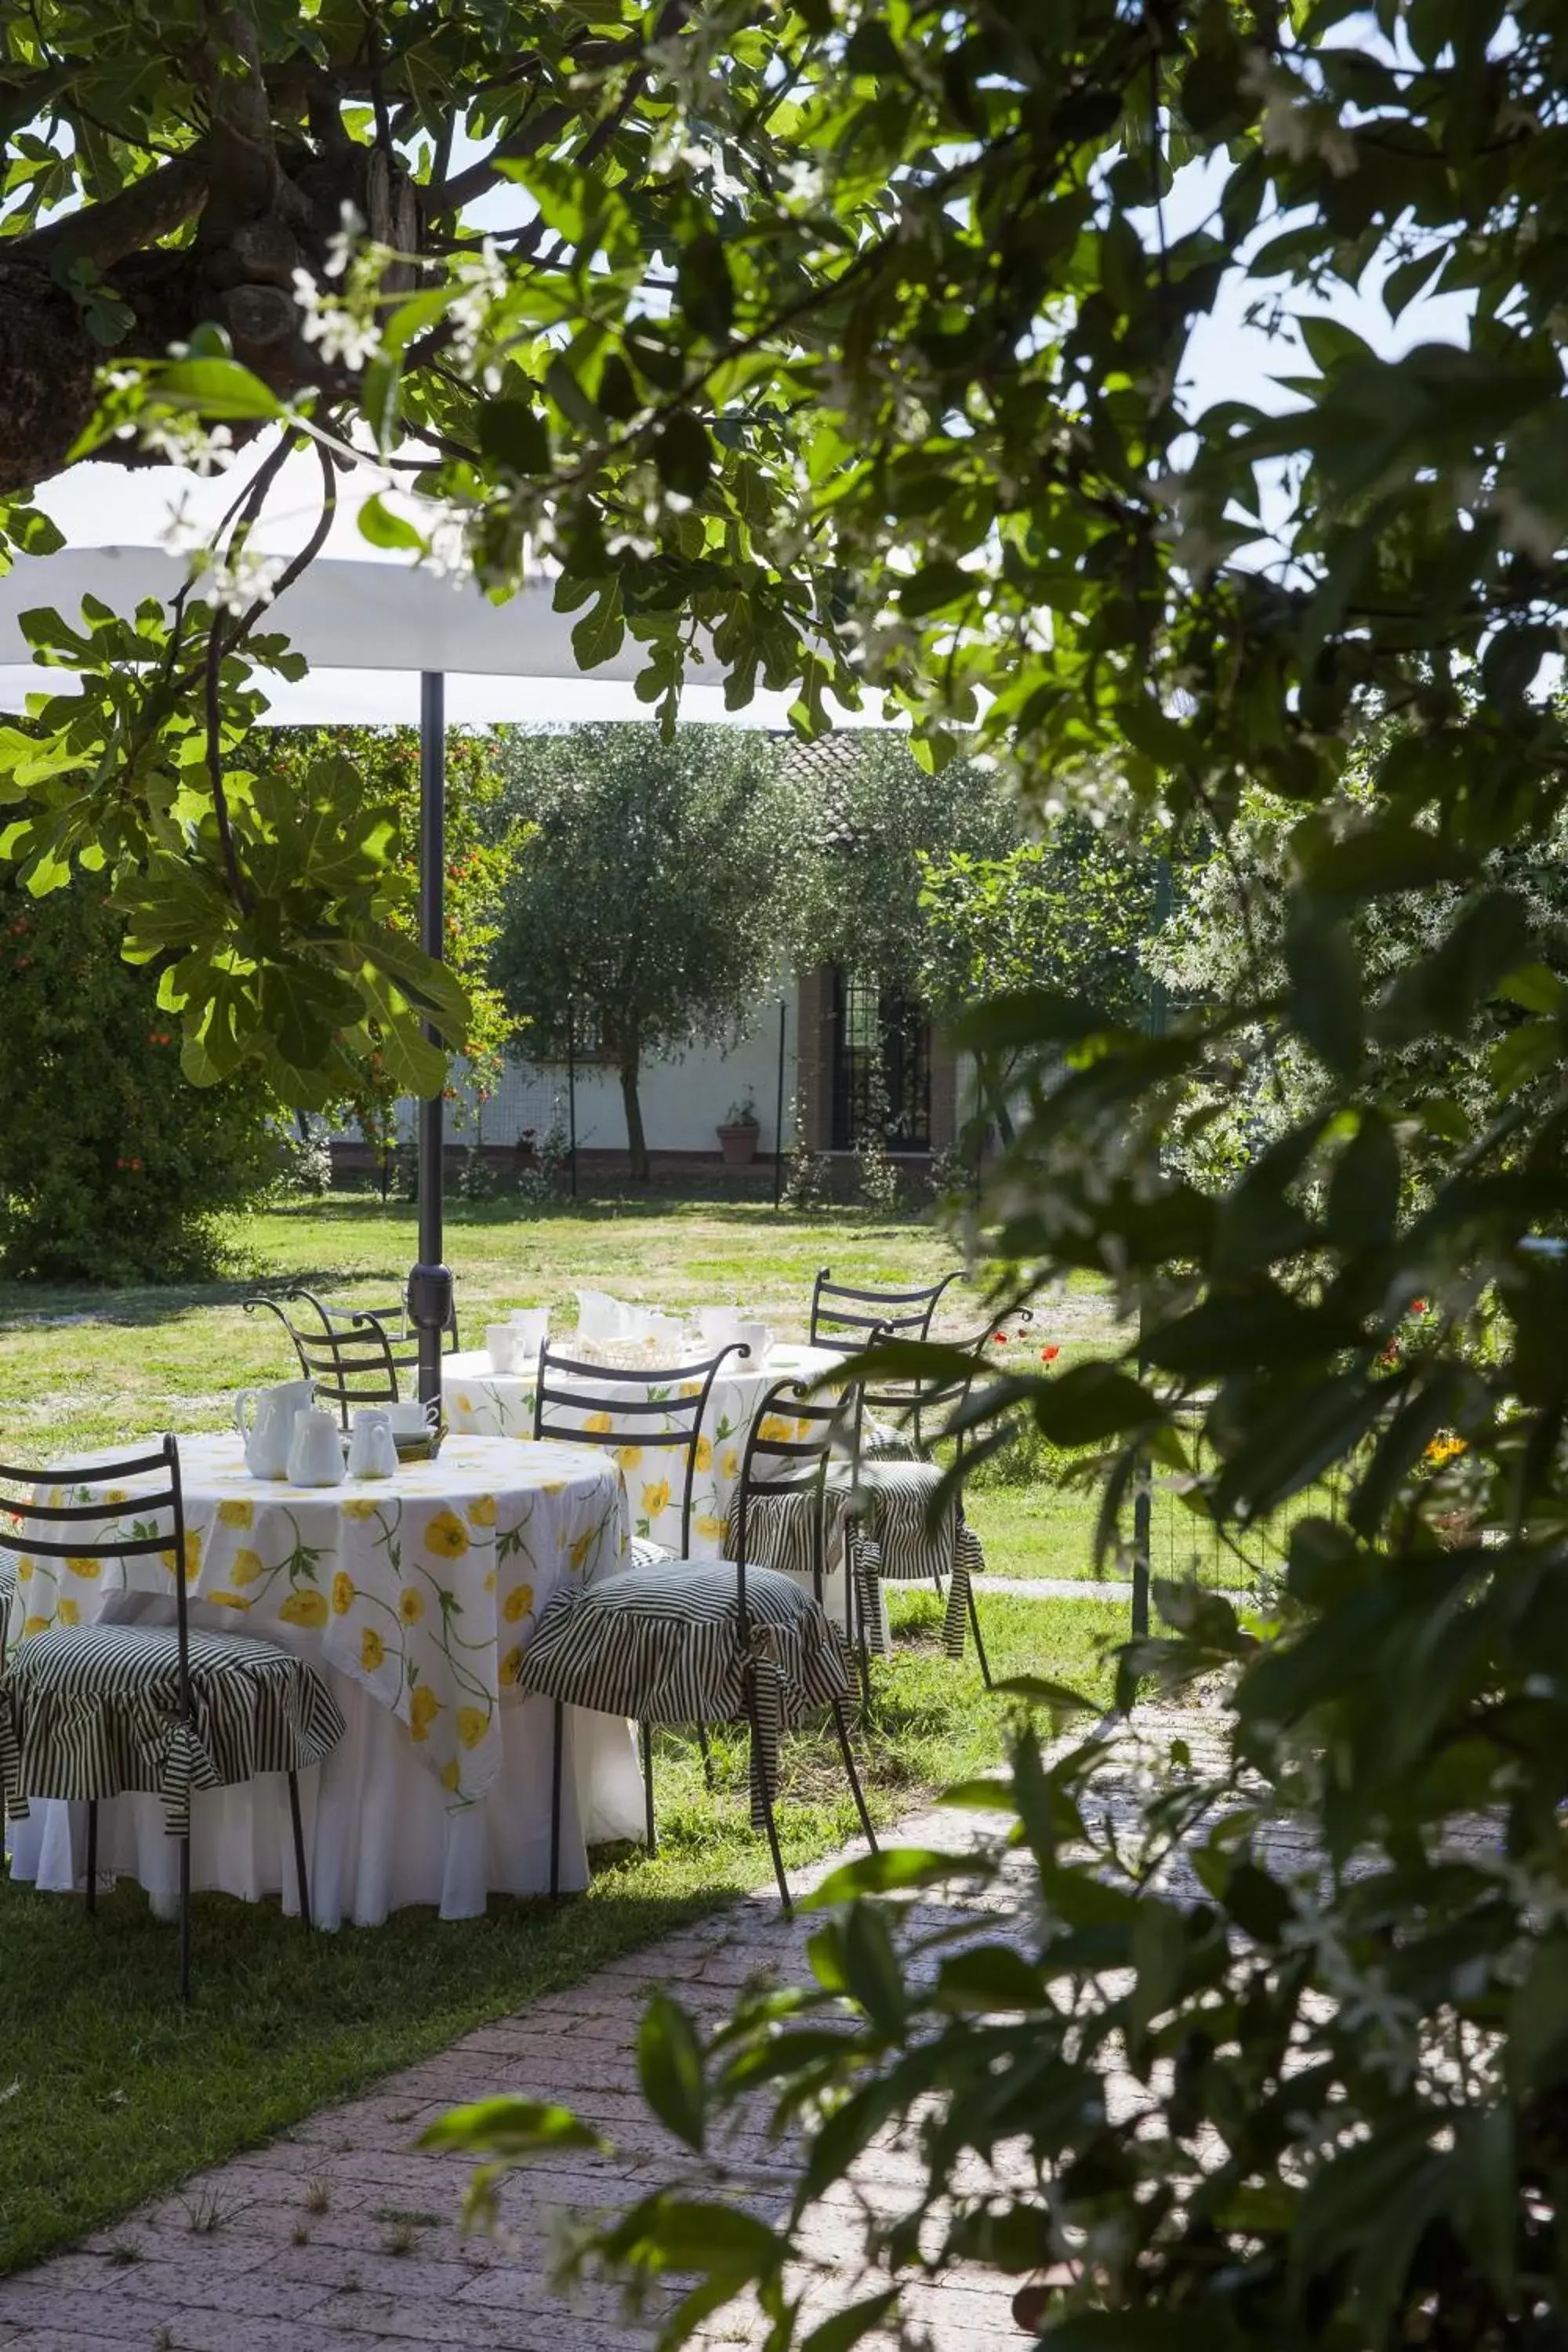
<box><xmin>521</xmin><ymin>1560</ymin><xmax>850</xmax><ymax>1826</ymax></box>
<box><xmin>0</xmin><ymin>1623</ymin><xmax>345</xmax><ymax>1838</ymax></box>
<box><xmin>0</xmin><ymin>1545</ymin><xmax>16</xmax><ymax>1616</ymax></box>
<box><xmin>854</xmin><ymin>1460</ymin><xmax>986</xmax><ymax>1661</ymax></box>
<box><xmin>722</xmin><ymin>1482</ymin><xmax>851</xmax><ymax>1588</ymax></box>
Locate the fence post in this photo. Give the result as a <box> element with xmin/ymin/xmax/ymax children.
<box><xmin>567</xmin><ymin>1003</ymin><xmax>579</xmax><ymax>1200</ymax></box>
<box><xmin>772</xmin><ymin>996</ymin><xmax>787</xmax><ymax>1210</ymax></box>
<box><xmin>1130</xmin><ymin>853</ymin><xmax>1173</xmax><ymax>1642</ymax></box>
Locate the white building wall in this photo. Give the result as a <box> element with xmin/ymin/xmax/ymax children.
<box><xmin>394</xmin><ymin>972</ymin><xmax>801</xmax><ymax>1156</ymax></box>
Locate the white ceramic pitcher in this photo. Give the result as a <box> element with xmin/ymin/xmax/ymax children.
<box><xmin>234</xmin><ymin>1377</ymin><xmax>316</xmax><ymax>1481</ymax></box>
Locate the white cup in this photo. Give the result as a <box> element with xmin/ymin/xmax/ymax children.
<box><xmin>733</xmin><ymin>1321</ymin><xmax>773</xmax><ymax>1361</ymax></box>
<box><xmin>507</xmin><ymin>1307</ymin><xmax>549</xmax><ymax>1359</ymax></box>
<box><xmin>387</xmin><ymin>1398</ymin><xmax>438</xmax><ymax>1438</ymax></box>
<box><xmin>486</xmin><ymin>1323</ymin><xmax>520</xmax><ymax>1373</ymax></box>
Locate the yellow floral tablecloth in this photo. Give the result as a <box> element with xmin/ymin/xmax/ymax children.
<box><xmin>4</xmin><ymin>1432</ymin><xmax>627</xmax><ymax>1812</ymax></box>
<box><xmin>443</xmin><ymin>1344</ymin><xmax>845</xmax><ymax>1555</ymax></box>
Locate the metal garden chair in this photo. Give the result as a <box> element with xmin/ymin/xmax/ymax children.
<box><xmin>0</xmin><ymin>1435</ymin><xmax>343</xmax><ymax>2000</ymax></box>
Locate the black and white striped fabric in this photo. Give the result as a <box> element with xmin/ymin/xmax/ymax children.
<box><xmin>853</xmin><ymin>1459</ymin><xmax>985</xmax><ymax>1661</ymax></box>
<box><xmin>722</xmin><ymin>1483</ymin><xmax>851</xmax><ymax>1587</ymax></box>
<box><xmin>0</xmin><ymin>1546</ymin><xmax>16</xmax><ymax>1621</ymax></box>
<box><xmin>521</xmin><ymin>1560</ymin><xmax>850</xmax><ymax>1828</ymax></box>
<box><xmin>0</xmin><ymin>1623</ymin><xmax>345</xmax><ymax>1838</ymax></box>
<box><xmin>628</xmin><ymin>1534</ymin><xmax>673</xmax><ymax>1568</ymax></box>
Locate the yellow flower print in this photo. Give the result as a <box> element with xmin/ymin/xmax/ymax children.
<box><xmin>408</xmin><ymin>1684</ymin><xmax>441</xmax><ymax>1741</ymax></box>
<box><xmin>280</xmin><ymin>1588</ymin><xmax>328</xmax><ymax>1630</ymax></box>
<box><xmin>758</xmin><ymin>1415</ymin><xmax>793</xmax><ymax>1444</ymax></box>
<box><xmin>695</xmin><ymin>1513</ymin><xmax>726</xmax><ymax>1544</ymax></box>
<box><xmin>585</xmin><ymin>1412</ymin><xmax>613</xmax><ymax>1435</ymax></box>
<box><xmin>22</xmin><ymin>1615</ymin><xmax>49</xmax><ymax>1638</ymax></box>
<box><xmin>55</xmin><ymin>1597</ymin><xmax>80</xmax><ymax>1627</ymax></box>
<box><xmin>216</xmin><ymin>1498</ymin><xmax>254</xmax><ymax>1529</ymax></box>
<box><xmin>230</xmin><ymin>1548</ymin><xmax>264</xmax><ymax>1587</ymax></box>
<box><xmin>425</xmin><ymin>1509</ymin><xmax>469</xmax><ymax>1560</ymax></box>
<box><xmin>796</xmin><ymin>1418</ymin><xmax>815</xmax><ymax>1440</ymax></box>
<box><xmin>466</xmin><ymin>1494</ymin><xmax>498</xmax><ymax>1528</ymax></box>
<box><xmin>209</xmin><ymin>1591</ymin><xmax>249</xmax><ymax>1610</ymax></box>
<box><xmin>360</xmin><ymin>1626</ymin><xmax>386</xmax><ymax>1673</ymax></box>
<box><xmin>503</xmin><ymin>1581</ymin><xmax>535</xmax><ymax>1623</ymax></box>
<box><xmin>456</xmin><ymin>1705</ymin><xmax>488</xmax><ymax>1750</ymax></box>
<box><xmin>614</xmin><ymin>1444</ymin><xmax>643</xmax><ymax>1472</ymax></box>
<box><xmin>542</xmin><ymin>1480</ymin><xmax>566</xmax><ymax>1496</ymax></box>
<box><xmin>103</xmin><ymin>1488</ymin><xmax>129</xmax><ymax>1504</ymax></box>
<box><xmin>439</xmin><ymin>1758</ymin><xmax>462</xmax><ymax>1793</ymax></box>
<box><xmin>641</xmin><ymin>1479</ymin><xmax>671</xmax><ymax>1519</ymax></box>
<box><xmin>399</xmin><ymin>1584</ymin><xmax>426</xmax><ymax>1624</ymax></box>
<box><xmin>16</xmin><ymin>1558</ymin><xmax>32</xmax><ymax>1584</ymax></box>
<box><xmin>456</xmin><ymin>1391</ymin><xmax>474</xmax><ymax>1413</ymax></box>
<box><xmin>720</xmin><ymin>1447</ymin><xmax>739</xmax><ymax>1481</ymax></box>
<box><xmin>160</xmin><ymin>1532</ymin><xmax>203</xmax><ymax>1583</ymax></box>
<box><xmin>65</xmin><ymin>1555</ymin><xmax>101</xmax><ymax>1579</ymax></box>
<box><xmin>695</xmin><ymin>1436</ymin><xmax>713</xmax><ymax>1472</ymax></box>
<box><xmin>569</xmin><ymin>1530</ymin><xmax>594</xmax><ymax>1571</ymax></box>
<box><xmin>678</xmin><ymin>1381</ymin><xmax>702</xmax><ymax>1399</ymax></box>
<box><xmin>332</xmin><ymin>1571</ymin><xmax>355</xmax><ymax>1616</ymax></box>
<box><xmin>499</xmin><ymin>1645</ymin><xmax>523</xmax><ymax>1688</ymax></box>
<box><xmin>342</xmin><ymin>1497</ymin><xmax>382</xmax><ymax>1520</ymax></box>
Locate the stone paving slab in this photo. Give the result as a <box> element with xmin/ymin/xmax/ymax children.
<box><xmin>0</xmin><ymin>1712</ymin><xmax>1226</xmax><ymax>2352</ymax></box>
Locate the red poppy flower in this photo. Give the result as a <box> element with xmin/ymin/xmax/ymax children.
<box><xmin>992</xmin><ymin>1331</ymin><xmax>1007</xmax><ymax>1345</ymax></box>
<box><xmin>1041</xmin><ymin>1345</ymin><xmax>1060</xmax><ymax>1362</ymax></box>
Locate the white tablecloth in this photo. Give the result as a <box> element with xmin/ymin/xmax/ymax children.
<box><xmin>444</xmin><ymin>1342</ymin><xmax>846</xmax><ymax>1554</ymax></box>
<box><xmin>3</xmin><ymin>1432</ymin><xmax>645</xmax><ymax>1924</ymax></box>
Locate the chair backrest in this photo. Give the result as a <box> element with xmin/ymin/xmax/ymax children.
<box><xmin>808</xmin><ymin>1265</ymin><xmax>964</xmax><ymax>1352</ymax></box>
<box><xmin>0</xmin><ymin>1435</ymin><xmax>191</xmax><ymax>1714</ymax></box>
<box><xmin>732</xmin><ymin>1376</ymin><xmax>862</xmax><ymax>1622</ymax></box>
<box><xmin>242</xmin><ymin>1288</ymin><xmax>404</xmax><ymax>1428</ymax></box>
<box><xmin>858</xmin><ymin>1311</ymin><xmax>997</xmax><ymax>1462</ymax></box>
<box><xmin>532</xmin><ymin>1341</ymin><xmax>748</xmax><ymax>1555</ymax></box>
<box><xmin>333</xmin><ymin>1284</ymin><xmax>461</xmax><ymax>1357</ymax></box>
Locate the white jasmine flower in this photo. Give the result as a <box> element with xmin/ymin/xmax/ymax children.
<box><xmin>325</xmin><ymin>201</ymin><xmax>366</xmax><ymax>281</ymax></box>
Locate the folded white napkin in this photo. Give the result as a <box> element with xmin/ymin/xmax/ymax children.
<box><xmin>576</xmin><ymin>1287</ymin><xmax>633</xmax><ymax>1341</ymax></box>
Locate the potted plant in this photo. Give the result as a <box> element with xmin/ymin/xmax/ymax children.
<box><xmin>716</xmin><ymin>1091</ymin><xmax>760</xmax><ymax>1167</ymax></box>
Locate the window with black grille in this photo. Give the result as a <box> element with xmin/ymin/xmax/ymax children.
<box><xmin>829</xmin><ymin>971</ymin><xmax>931</xmax><ymax>1151</ymax></box>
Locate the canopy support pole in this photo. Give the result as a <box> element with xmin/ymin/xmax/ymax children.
<box><xmin>408</xmin><ymin>671</ymin><xmax>453</xmax><ymax>1410</ymax></box>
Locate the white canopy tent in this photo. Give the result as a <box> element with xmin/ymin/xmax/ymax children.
<box><xmin>0</xmin><ymin>546</ymin><xmax>822</xmax><ymax>1398</ymax></box>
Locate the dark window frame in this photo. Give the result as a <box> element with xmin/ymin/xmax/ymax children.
<box><xmin>829</xmin><ymin>970</ymin><xmax>932</xmax><ymax>1152</ymax></box>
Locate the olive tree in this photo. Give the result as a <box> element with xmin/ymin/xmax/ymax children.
<box><xmin>491</xmin><ymin>723</ymin><xmax>806</xmax><ymax>1179</ymax></box>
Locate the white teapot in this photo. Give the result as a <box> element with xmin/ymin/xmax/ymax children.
<box><xmin>234</xmin><ymin>1377</ymin><xmax>317</xmax><ymax>1481</ymax></box>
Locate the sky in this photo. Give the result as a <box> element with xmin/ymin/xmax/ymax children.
<box><xmin>0</xmin><ymin>113</ymin><xmax>1474</xmax><ymax>729</ymax></box>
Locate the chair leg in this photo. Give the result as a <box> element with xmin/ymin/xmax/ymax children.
<box><xmin>286</xmin><ymin>1772</ymin><xmax>312</xmax><ymax>1930</ymax></box>
<box><xmin>641</xmin><ymin>1719</ymin><xmax>658</xmax><ymax>1856</ymax></box>
<box><xmin>967</xmin><ymin>1575</ymin><xmax>993</xmax><ymax>1690</ymax></box>
<box><xmin>743</xmin><ymin>1675</ymin><xmax>792</xmax><ymax>1918</ymax></box>
<box><xmin>178</xmin><ymin>1834</ymin><xmax>192</xmax><ymax>2006</ymax></box>
<box><xmin>695</xmin><ymin>1721</ymin><xmax>715</xmax><ymax>1791</ymax></box>
<box><xmin>830</xmin><ymin>1698</ymin><xmax>878</xmax><ymax>1853</ymax></box>
<box><xmin>549</xmin><ymin>1700</ymin><xmax>564</xmax><ymax>1898</ymax></box>
<box><xmin>85</xmin><ymin>1799</ymin><xmax>97</xmax><ymax>1915</ymax></box>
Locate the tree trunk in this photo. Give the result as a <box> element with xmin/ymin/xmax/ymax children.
<box><xmin>619</xmin><ymin>1054</ymin><xmax>650</xmax><ymax>1183</ymax></box>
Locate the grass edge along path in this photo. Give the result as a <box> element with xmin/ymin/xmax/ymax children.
<box><xmin>0</xmin><ymin>1590</ymin><xmax>1123</xmax><ymax>2275</ymax></box>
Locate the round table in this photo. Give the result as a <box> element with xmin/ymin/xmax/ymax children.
<box><xmin>4</xmin><ymin>1432</ymin><xmax>644</xmax><ymax>1924</ymax></box>
<box><xmin>444</xmin><ymin>1341</ymin><xmax>847</xmax><ymax>1554</ymax></box>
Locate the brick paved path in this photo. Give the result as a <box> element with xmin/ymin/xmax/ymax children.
<box><xmin>0</xmin><ymin>1711</ymin><xmax>1228</xmax><ymax>2352</ymax></box>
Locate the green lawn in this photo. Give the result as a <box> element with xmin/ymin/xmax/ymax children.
<box><xmin>0</xmin><ymin>1193</ymin><xmax>1122</xmax><ymax>1579</ymax></box>
<box><xmin>0</xmin><ymin>1587</ymin><xmax>1126</xmax><ymax>2275</ymax></box>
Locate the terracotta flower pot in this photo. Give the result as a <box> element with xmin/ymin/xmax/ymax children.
<box><xmin>717</xmin><ymin>1120</ymin><xmax>759</xmax><ymax>1167</ymax></box>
